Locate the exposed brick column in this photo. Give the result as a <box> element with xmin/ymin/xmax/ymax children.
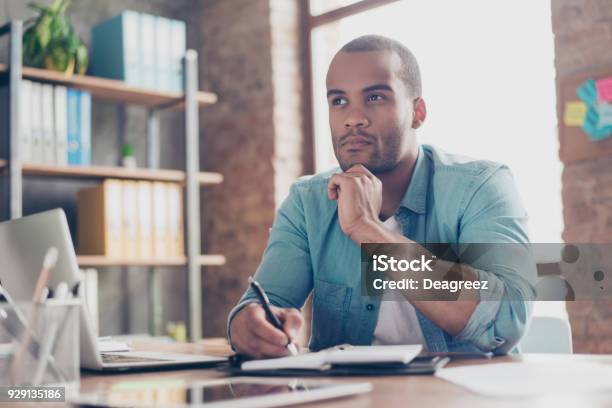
<box><xmin>198</xmin><ymin>0</ymin><xmax>305</xmax><ymax>337</ymax></box>
<box><xmin>553</xmin><ymin>0</ymin><xmax>612</xmax><ymax>353</ymax></box>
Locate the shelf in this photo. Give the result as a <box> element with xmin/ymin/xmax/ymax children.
<box><xmin>0</xmin><ymin>162</ymin><xmax>223</xmax><ymax>186</ymax></box>
<box><xmin>0</xmin><ymin>64</ymin><xmax>217</xmax><ymax>109</ymax></box>
<box><xmin>197</xmin><ymin>255</ymin><xmax>227</xmax><ymax>266</ymax></box>
<box><xmin>76</xmin><ymin>254</ymin><xmax>226</xmax><ymax>267</ymax></box>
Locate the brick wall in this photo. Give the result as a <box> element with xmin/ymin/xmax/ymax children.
<box><xmin>553</xmin><ymin>0</ymin><xmax>612</xmax><ymax>353</ymax></box>
<box><xmin>199</xmin><ymin>0</ymin><xmax>305</xmax><ymax>337</ymax></box>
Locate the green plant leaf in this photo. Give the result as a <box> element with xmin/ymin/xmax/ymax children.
<box><xmin>23</xmin><ymin>0</ymin><xmax>86</xmax><ymax>74</ymax></box>
<box><xmin>23</xmin><ymin>27</ymin><xmax>44</xmax><ymax>67</ymax></box>
<box><xmin>34</xmin><ymin>14</ymin><xmax>52</xmax><ymax>49</ymax></box>
<box><xmin>75</xmin><ymin>43</ymin><xmax>88</xmax><ymax>74</ymax></box>
<box><xmin>27</xmin><ymin>2</ymin><xmax>50</xmax><ymax>13</ymax></box>
<box><xmin>49</xmin><ymin>0</ymin><xmax>64</xmax><ymax>14</ymax></box>
<box><xmin>58</xmin><ymin>0</ymin><xmax>71</xmax><ymax>15</ymax></box>
<box><xmin>49</xmin><ymin>15</ymin><xmax>69</xmax><ymax>39</ymax></box>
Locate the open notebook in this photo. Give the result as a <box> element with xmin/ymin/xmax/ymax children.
<box><xmin>241</xmin><ymin>345</ymin><xmax>423</xmax><ymax>372</ymax></box>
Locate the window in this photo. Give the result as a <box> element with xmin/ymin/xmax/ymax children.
<box><xmin>308</xmin><ymin>0</ymin><xmax>563</xmax><ymax>316</ymax></box>
<box><xmin>309</xmin><ymin>0</ymin><xmax>363</xmax><ymax>15</ymax></box>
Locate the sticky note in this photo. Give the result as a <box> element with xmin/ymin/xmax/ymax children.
<box><xmin>577</xmin><ymin>79</ymin><xmax>597</xmax><ymax>106</ymax></box>
<box><xmin>596</xmin><ymin>77</ymin><xmax>612</xmax><ymax>102</ymax></box>
<box><xmin>564</xmin><ymin>101</ymin><xmax>587</xmax><ymax>126</ymax></box>
<box><xmin>595</xmin><ymin>103</ymin><xmax>612</xmax><ymax>127</ymax></box>
<box><xmin>582</xmin><ymin>105</ymin><xmax>612</xmax><ymax>141</ymax></box>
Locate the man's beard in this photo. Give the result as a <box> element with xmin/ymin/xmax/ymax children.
<box><xmin>334</xmin><ymin>127</ymin><xmax>404</xmax><ymax>174</ymax></box>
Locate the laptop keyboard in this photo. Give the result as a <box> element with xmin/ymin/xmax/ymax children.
<box><xmin>101</xmin><ymin>354</ymin><xmax>169</xmax><ymax>364</ymax></box>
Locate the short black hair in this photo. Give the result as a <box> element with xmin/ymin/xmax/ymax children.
<box><xmin>340</xmin><ymin>35</ymin><xmax>422</xmax><ymax>98</ymax></box>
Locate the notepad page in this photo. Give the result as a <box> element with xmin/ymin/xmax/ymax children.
<box><xmin>241</xmin><ymin>344</ymin><xmax>423</xmax><ymax>371</ymax></box>
<box><xmin>241</xmin><ymin>352</ymin><xmax>328</xmax><ymax>371</ymax></box>
<box><xmin>326</xmin><ymin>345</ymin><xmax>422</xmax><ymax>364</ymax></box>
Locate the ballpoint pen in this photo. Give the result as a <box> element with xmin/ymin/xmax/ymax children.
<box><xmin>248</xmin><ymin>277</ymin><xmax>299</xmax><ymax>356</ymax></box>
<box><xmin>10</xmin><ymin>247</ymin><xmax>59</xmax><ymax>384</ymax></box>
<box><xmin>32</xmin><ymin>282</ymin><xmax>69</xmax><ymax>385</ymax></box>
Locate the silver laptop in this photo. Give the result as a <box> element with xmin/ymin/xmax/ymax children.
<box><xmin>0</xmin><ymin>209</ymin><xmax>227</xmax><ymax>372</ymax></box>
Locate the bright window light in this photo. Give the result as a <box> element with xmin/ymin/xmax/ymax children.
<box><xmin>311</xmin><ymin>0</ymin><xmax>564</xmax><ymax>317</ymax></box>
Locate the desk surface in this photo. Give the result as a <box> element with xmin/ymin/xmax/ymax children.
<box><xmin>68</xmin><ymin>339</ymin><xmax>612</xmax><ymax>407</ymax></box>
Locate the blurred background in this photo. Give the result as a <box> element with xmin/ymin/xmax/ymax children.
<box><xmin>0</xmin><ymin>0</ymin><xmax>609</xmax><ymax>353</ymax></box>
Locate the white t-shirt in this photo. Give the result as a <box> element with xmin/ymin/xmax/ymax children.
<box><xmin>371</xmin><ymin>216</ymin><xmax>426</xmax><ymax>347</ymax></box>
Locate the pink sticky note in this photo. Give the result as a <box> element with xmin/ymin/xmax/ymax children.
<box><xmin>596</xmin><ymin>77</ymin><xmax>612</xmax><ymax>102</ymax></box>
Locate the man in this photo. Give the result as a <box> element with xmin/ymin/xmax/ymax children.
<box><xmin>228</xmin><ymin>35</ymin><xmax>535</xmax><ymax>358</ymax></box>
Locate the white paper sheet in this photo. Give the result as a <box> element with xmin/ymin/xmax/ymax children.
<box><xmin>242</xmin><ymin>344</ymin><xmax>422</xmax><ymax>371</ymax></box>
<box><xmin>435</xmin><ymin>362</ymin><xmax>612</xmax><ymax>398</ymax></box>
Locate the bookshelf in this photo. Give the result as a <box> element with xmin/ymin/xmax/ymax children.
<box><xmin>0</xmin><ymin>161</ymin><xmax>224</xmax><ymax>185</ymax></box>
<box><xmin>0</xmin><ymin>20</ymin><xmax>221</xmax><ymax>340</ymax></box>
<box><xmin>76</xmin><ymin>254</ymin><xmax>226</xmax><ymax>267</ymax></box>
<box><xmin>0</xmin><ymin>64</ymin><xmax>217</xmax><ymax>108</ymax></box>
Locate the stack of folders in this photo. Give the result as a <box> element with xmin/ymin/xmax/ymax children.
<box><xmin>20</xmin><ymin>80</ymin><xmax>92</xmax><ymax>166</ymax></box>
<box><xmin>90</xmin><ymin>11</ymin><xmax>186</xmax><ymax>92</ymax></box>
<box><xmin>77</xmin><ymin>180</ymin><xmax>184</xmax><ymax>260</ymax></box>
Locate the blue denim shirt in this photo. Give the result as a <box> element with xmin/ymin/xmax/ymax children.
<box><xmin>228</xmin><ymin>144</ymin><xmax>536</xmax><ymax>354</ymax></box>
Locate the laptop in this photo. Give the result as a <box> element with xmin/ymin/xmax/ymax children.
<box><xmin>0</xmin><ymin>209</ymin><xmax>227</xmax><ymax>372</ymax></box>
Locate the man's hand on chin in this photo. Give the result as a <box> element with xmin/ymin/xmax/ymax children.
<box><xmin>327</xmin><ymin>164</ymin><xmax>397</xmax><ymax>244</ymax></box>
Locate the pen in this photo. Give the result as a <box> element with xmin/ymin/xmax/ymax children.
<box><xmin>32</xmin><ymin>282</ymin><xmax>69</xmax><ymax>385</ymax></box>
<box><xmin>248</xmin><ymin>277</ymin><xmax>298</xmax><ymax>356</ymax></box>
<box><xmin>11</xmin><ymin>247</ymin><xmax>59</xmax><ymax>384</ymax></box>
<box><xmin>32</xmin><ymin>247</ymin><xmax>58</xmax><ymax>304</ymax></box>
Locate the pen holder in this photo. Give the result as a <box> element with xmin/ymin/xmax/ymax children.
<box><xmin>0</xmin><ymin>299</ymin><xmax>80</xmax><ymax>395</ymax></box>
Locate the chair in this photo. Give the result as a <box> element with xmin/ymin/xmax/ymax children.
<box><xmin>519</xmin><ymin>316</ymin><xmax>573</xmax><ymax>353</ymax></box>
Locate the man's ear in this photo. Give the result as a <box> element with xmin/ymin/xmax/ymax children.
<box><xmin>412</xmin><ymin>98</ymin><xmax>427</xmax><ymax>129</ymax></box>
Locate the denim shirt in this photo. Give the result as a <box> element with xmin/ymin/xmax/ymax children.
<box><xmin>228</xmin><ymin>144</ymin><xmax>536</xmax><ymax>354</ymax></box>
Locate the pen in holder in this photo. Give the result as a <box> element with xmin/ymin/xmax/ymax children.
<box><xmin>0</xmin><ymin>299</ymin><xmax>80</xmax><ymax>395</ymax></box>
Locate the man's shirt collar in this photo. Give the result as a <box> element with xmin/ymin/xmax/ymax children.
<box><xmin>399</xmin><ymin>145</ymin><xmax>428</xmax><ymax>214</ymax></box>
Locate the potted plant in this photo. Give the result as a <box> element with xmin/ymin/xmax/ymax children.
<box><xmin>22</xmin><ymin>0</ymin><xmax>88</xmax><ymax>75</ymax></box>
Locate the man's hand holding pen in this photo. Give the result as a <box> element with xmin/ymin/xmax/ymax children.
<box><xmin>229</xmin><ymin>302</ymin><xmax>303</xmax><ymax>359</ymax></box>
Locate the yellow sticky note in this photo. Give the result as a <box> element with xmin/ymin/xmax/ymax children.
<box><xmin>564</xmin><ymin>101</ymin><xmax>587</xmax><ymax>126</ymax></box>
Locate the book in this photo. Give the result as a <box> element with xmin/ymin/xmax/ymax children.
<box><xmin>30</xmin><ymin>82</ymin><xmax>43</xmax><ymax>164</ymax></box>
<box><xmin>152</xmin><ymin>182</ymin><xmax>170</xmax><ymax>258</ymax></box>
<box><xmin>67</xmin><ymin>88</ymin><xmax>80</xmax><ymax>165</ymax></box>
<box><xmin>155</xmin><ymin>16</ymin><xmax>172</xmax><ymax>91</ymax></box>
<box><xmin>41</xmin><ymin>84</ymin><xmax>55</xmax><ymax>164</ymax></box>
<box><xmin>241</xmin><ymin>345</ymin><xmax>423</xmax><ymax>372</ymax></box>
<box><xmin>170</xmin><ymin>20</ymin><xmax>186</xmax><ymax>92</ymax></box>
<box><xmin>121</xmin><ymin>181</ymin><xmax>139</xmax><ymax>259</ymax></box>
<box><xmin>140</xmin><ymin>13</ymin><xmax>157</xmax><ymax>89</ymax></box>
<box><xmin>91</xmin><ymin>11</ymin><xmax>141</xmax><ymax>87</ymax></box>
<box><xmin>167</xmin><ymin>183</ymin><xmax>184</xmax><ymax>256</ymax></box>
<box><xmin>77</xmin><ymin>179</ymin><xmax>124</xmax><ymax>258</ymax></box>
<box><xmin>79</xmin><ymin>90</ymin><xmax>92</xmax><ymax>166</ymax></box>
<box><xmin>53</xmin><ymin>85</ymin><xmax>68</xmax><ymax>166</ymax></box>
<box><xmin>137</xmin><ymin>181</ymin><xmax>153</xmax><ymax>259</ymax></box>
<box><xmin>19</xmin><ymin>80</ymin><xmax>32</xmax><ymax>164</ymax></box>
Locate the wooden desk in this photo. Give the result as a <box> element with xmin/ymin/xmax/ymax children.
<box><xmin>52</xmin><ymin>339</ymin><xmax>612</xmax><ymax>407</ymax></box>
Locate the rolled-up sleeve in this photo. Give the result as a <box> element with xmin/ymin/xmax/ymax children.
<box><xmin>227</xmin><ymin>181</ymin><xmax>314</xmax><ymax>345</ymax></box>
<box><xmin>455</xmin><ymin>166</ymin><xmax>537</xmax><ymax>354</ymax></box>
